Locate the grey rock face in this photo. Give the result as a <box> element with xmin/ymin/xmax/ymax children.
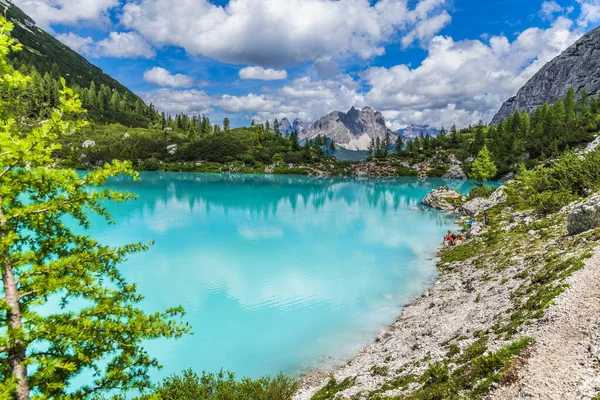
<box><xmin>492</xmin><ymin>26</ymin><xmax>600</xmax><ymax>125</ymax></box>
<box><xmin>279</xmin><ymin>118</ymin><xmax>292</xmax><ymax>134</ymax></box>
<box><xmin>442</xmin><ymin>165</ymin><xmax>467</xmax><ymax>179</ymax></box>
<box><xmin>567</xmin><ymin>194</ymin><xmax>600</xmax><ymax>235</ymax></box>
<box><xmin>293</xmin><ymin>118</ymin><xmax>306</xmax><ymax>134</ymax></box>
<box><xmin>278</xmin><ymin>117</ymin><xmax>305</xmax><ymax>136</ymax></box>
<box><xmin>300</xmin><ymin>106</ymin><xmax>396</xmax><ymax>151</ymax></box>
<box><xmin>459</xmin><ymin>197</ymin><xmax>491</xmax><ymax>217</ymax></box>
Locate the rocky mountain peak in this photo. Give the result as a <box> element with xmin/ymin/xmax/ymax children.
<box><xmin>299</xmin><ymin>106</ymin><xmax>396</xmax><ymax>151</ymax></box>
<box><xmin>492</xmin><ymin>26</ymin><xmax>600</xmax><ymax>125</ymax></box>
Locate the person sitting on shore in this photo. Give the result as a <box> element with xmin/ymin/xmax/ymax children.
<box><xmin>466</xmin><ymin>227</ymin><xmax>473</xmax><ymax>240</ymax></box>
<box><xmin>443</xmin><ymin>230</ymin><xmax>454</xmax><ymax>246</ymax></box>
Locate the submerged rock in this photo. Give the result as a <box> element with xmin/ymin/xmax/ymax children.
<box><xmin>567</xmin><ymin>194</ymin><xmax>600</xmax><ymax>235</ymax></box>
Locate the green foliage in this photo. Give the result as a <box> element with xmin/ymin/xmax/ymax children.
<box><xmin>470</xmin><ymin>145</ymin><xmax>497</xmax><ymax>181</ymax></box>
<box><xmin>370</xmin><ymin>365</ymin><xmax>389</xmax><ymax>377</ymax></box>
<box><xmin>468</xmin><ymin>184</ymin><xmax>496</xmax><ymax>200</ymax></box>
<box><xmin>311</xmin><ymin>377</ymin><xmax>356</xmax><ymax>400</ymax></box>
<box><xmin>508</xmin><ymin>148</ymin><xmax>600</xmax><ymax>214</ymax></box>
<box><xmin>138</xmin><ymin>369</ymin><xmax>299</xmax><ymax>400</ymax></box>
<box><xmin>5</xmin><ymin>2</ymin><xmax>137</xmax><ymax>101</ymax></box>
<box><xmin>0</xmin><ymin>18</ymin><xmax>189</xmax><ymax>399</ymax></box>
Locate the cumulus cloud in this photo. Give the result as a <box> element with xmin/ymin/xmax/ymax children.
<box><xmin>95</xmin><ymin>32</ymin><xmax>155</xmax><ymax>59</ymax></box>
<box><xmin>539</xmin><ymin>1</ymin><xmax>565</xmax><ymax>20</ymax></box>
<box><xmin>402</xmin><ymin>10</ymin><xmax>452</xmax><ymax>48</ymax></box>
<box><xmin>143</xmin><ymin>89</ymin><xmax>213</xmax><ymax>115</ymax></box>
<box><xmin>14</xmin><ymin>0</ymin><xmax>118</xmax><ymax>28</ymax></box>
<box><xmin>362</xmin><ymin>17</ymin><xmax>583</xmax><ymax>128</ymax></box>
<box><xmin>57</xmin><ymin>31</ymin><xmax>155</xmax><ymax>59</ymax></box>
<box><xmin>577</xmin><ymin>0</ymin><xmax>600</xmax><ymax>26</ymax></box>
<box><xmin>120</xmin><ymin>0</ymin><xmax>449</xmax><ymax>67</ymax></box>
<box><xmin>144</xmin><ymin>67</ymin><xmax>195</xmax><ymax>88</ymax></box>
<box><xmin>56</xmin><ymin>32</ymin><xmax>94</xmax><ymax>54</ymax></box>
<box><xmin>239</xmin><ymin>66</ymin><xmax>288</xmax><ymax>81</ymax></box>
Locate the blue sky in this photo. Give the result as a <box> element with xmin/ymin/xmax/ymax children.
<box><xmin>14</xmin><ymin>0</ymin><xmax>600</xmax><ymax>128</ymax></box>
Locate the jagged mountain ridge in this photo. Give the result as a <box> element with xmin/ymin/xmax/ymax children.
<box><xmin>2</xmin><ymin>0</ymin><xmax>139</xmax><ymax>100</ymax></box>
<box><xmin>278</xmin><ymin>117</ymin><xmax>306</xmax><ymax>135</ymax></box>
<box><xmin>299</xmin><ymin>106</ymin><xmax>397</xmax><ymax>151</ymax></box>
<box><xmin>396</xmin><ymin>124</ymin><xmax>440</xmax><ymax>141</ymax></box>
<box><xmin>492</xmin><ymin>25</ymin><xmax>600</xmax><ymax>124</ymax></box>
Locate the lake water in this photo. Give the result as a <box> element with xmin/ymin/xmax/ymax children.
<box><xmin>86</xmin><ymin>173</ymin><xmax>480</xmax><ymax>381</ymax></box>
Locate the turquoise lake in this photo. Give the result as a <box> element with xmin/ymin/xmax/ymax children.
<box><xmin>86</xmin><ymin>173</ymin><xmax>481</xmax><ymax>381</ymax></box>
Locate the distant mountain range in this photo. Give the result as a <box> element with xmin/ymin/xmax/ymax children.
<box><xmin>492</xmin><ymin>25</ymin><xmax>600</xmax><ymax>124</ymax></box>
<box><xmin>395</xmin><ymin>124</ymin><xmax>440</xmax><ymax>141</ymax></box>
<box><xmin>294</xmin><ymin>106</ymin><xmax>396</xmax><ymax>151</ymax></box>
<box><xmin>278</xmin><ymin>118</ymin><xmax>306</xmax><ymax>135</ymax></box>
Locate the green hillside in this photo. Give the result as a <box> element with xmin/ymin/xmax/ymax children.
<box><xmin>2</xmin><ymin>0</ymin><xmax>137</xmax><ymax>100</ymax></box>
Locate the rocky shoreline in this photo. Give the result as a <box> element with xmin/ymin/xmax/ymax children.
<box><xmin>294</xmin><ymin>188</ymin><xmax>600</xmax><ymax>399</ymax></box>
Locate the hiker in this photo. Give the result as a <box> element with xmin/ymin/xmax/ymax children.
<box><xmin>483</xmin><ymin>212</ymin><xmax>489</xmax><ymax>226</ymax></box>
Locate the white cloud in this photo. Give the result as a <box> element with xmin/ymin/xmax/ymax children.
<box><xmin>95</xmin><ymin>32</ymin><xmax>155</xmax><ymax>59</ymax></box>
<box><xmin>56</xmin><ymin>31</ymin><xmax>155</xmax><ymax>59</ymax></box>
<box><xmin>362</xmin><ymin>17</ymin><xmax>583</xmax><ymax>128</ymax></box>
<box><xmin>402</xmin><ymin>10</ymin><xmax>452</xmax><ymax>48</ymax></box>
<box><xmin>540</xmin><ymin>1</ymin><xmax>564</xmax><ymax>20</ymax></box>
<box><xmin>56</xmin><ymin>32</ymin><xmax>94</xmax><ymax>54</ymax></box>
<box><xmin>577</xmin><ymin>0</ymin><xmax>600</xmax><ymax>26</ymax></box>
<box><xmin>14</xmin><ymin>0</ymin><xmax>118</xmax><ymax>28</ymax></box>
<box><xmin>239</xmin><ymin>66</ymin><xmax>288</xmax><ymax>81</ymax></box>
<box><xmin>143</xmin><ymin>89</ymin><xmax>213</xmax><ymax>115</ymax></box>
<box><xmin>144</xmin><ymin>67</ymin><xmax>195</xmax><ymax>88</ymax></box>
<box><xmin>146</xmin><ymin>15</ymin><xmax>582</xmax><ymax>129</ymax></box>
<box><xmin>121</xmin><ymin>0</ymin><xmax>449</xmax><ymax>67</ymax></box>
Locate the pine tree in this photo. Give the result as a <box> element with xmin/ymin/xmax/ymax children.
<box><xmin>0</xmin><ymin>18</ymin><xmax>190</xmax><ymax>399</ymax></box>
<box><xmin>273</xmin><ymin>119</ymin><xmax>280</xmax><ymax>136</ymax></box>
<box><xmin>383</xmin><ymin>131</ymin><xmax>392</xmax><ymax>157</ymax></box>
<box><xmin>223</xmin><ymin>117</ymin><xmax>230</xmax><ymax>132</ymax></box>
<box><xmin>395</xmin><ymin>136</ymin><xmax>404</xmax><ymax>154</ymax></box>
<box><xmin>470</xmin><ymin>145</ymin><xmax>497</xmax><ymax>182</ymax></box>
<box><xmin>110</xmin><ymin>90</ymin><xmax>122</xmax><ymax>112</ymax></box>
<box><xmin>329</xmin><ymin>138</ymin><xmax>335</xmax><ymax>153</ymax></box>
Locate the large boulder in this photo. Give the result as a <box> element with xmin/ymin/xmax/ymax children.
<box><xmin>422</xmin><ymin>189</ymin><xmax>462</xmax><ymax>212</ymax></box>
<box><xmin>459</xmin><ymin>198</ymin><xmax>491</xmax><ymax>217</ymax></box>
<box><xmin>458</xmin><ymin>186</ymin><xmax>507</xmax><ymax>216</ymax></box>
<box><xmin>442</xmin><ymin>165</ymin><xmax>467</xmax><ymax>180</ymax></box>
<box><xmin>567</xmin><ymin>194</ymin><xmax>600</xmax><ymax>235</ymax></box>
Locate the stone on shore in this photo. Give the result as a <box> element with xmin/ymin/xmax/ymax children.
<box><xmin>421</xmin><ymin>189</ymin><xmax>462</xmax><ymax>212</ymax></box>
<box><xmin>458</xmin><ymin>186</ymin><xmax>506</xmax><ymax>216</ymax></box>
<box><xmin>567</xmin><ymin>194</ymin><xmax>600</xmax><ymax>235</ymax></box>
<box><xmin>442</xmin><ymin>165</ymin><xmax>467</xmax><ymax>179</ymax></box>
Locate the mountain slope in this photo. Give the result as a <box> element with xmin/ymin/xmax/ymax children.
<box><xmin>492</xmin><ymin>26</ymin><xmax>600</xmax><ymax>124</ymax></box>
<box><xmin>3</xmin><ymin>0</ymin><xmax>138</xmax><ymax>99</ymax></box>
<box><xmin>300</xmin><ymin>106</ymin><xmax>396</xmax><ymax>151</ymax></box>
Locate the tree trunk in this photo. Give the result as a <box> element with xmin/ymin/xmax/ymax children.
<box><xmin>0</xmin><ymin>200</ymin><xmax>30</xmax><ymax>400</ymax></box>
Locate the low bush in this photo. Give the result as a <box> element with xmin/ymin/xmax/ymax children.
<box><xmin>137</xmin><ymin>369</ymin><xmax>299</xmax><ymax>400</ymax></box>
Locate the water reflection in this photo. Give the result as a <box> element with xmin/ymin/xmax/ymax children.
<box><xmin>86</xmin><ymin>173</ymin><xmax>479</xmax><ymax>380</ymax></box>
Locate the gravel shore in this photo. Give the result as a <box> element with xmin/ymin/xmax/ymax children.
<box><xmin>294</xmin><ymin>205</ymin><xmax>600</xmax><ymax>399</ymax></box>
